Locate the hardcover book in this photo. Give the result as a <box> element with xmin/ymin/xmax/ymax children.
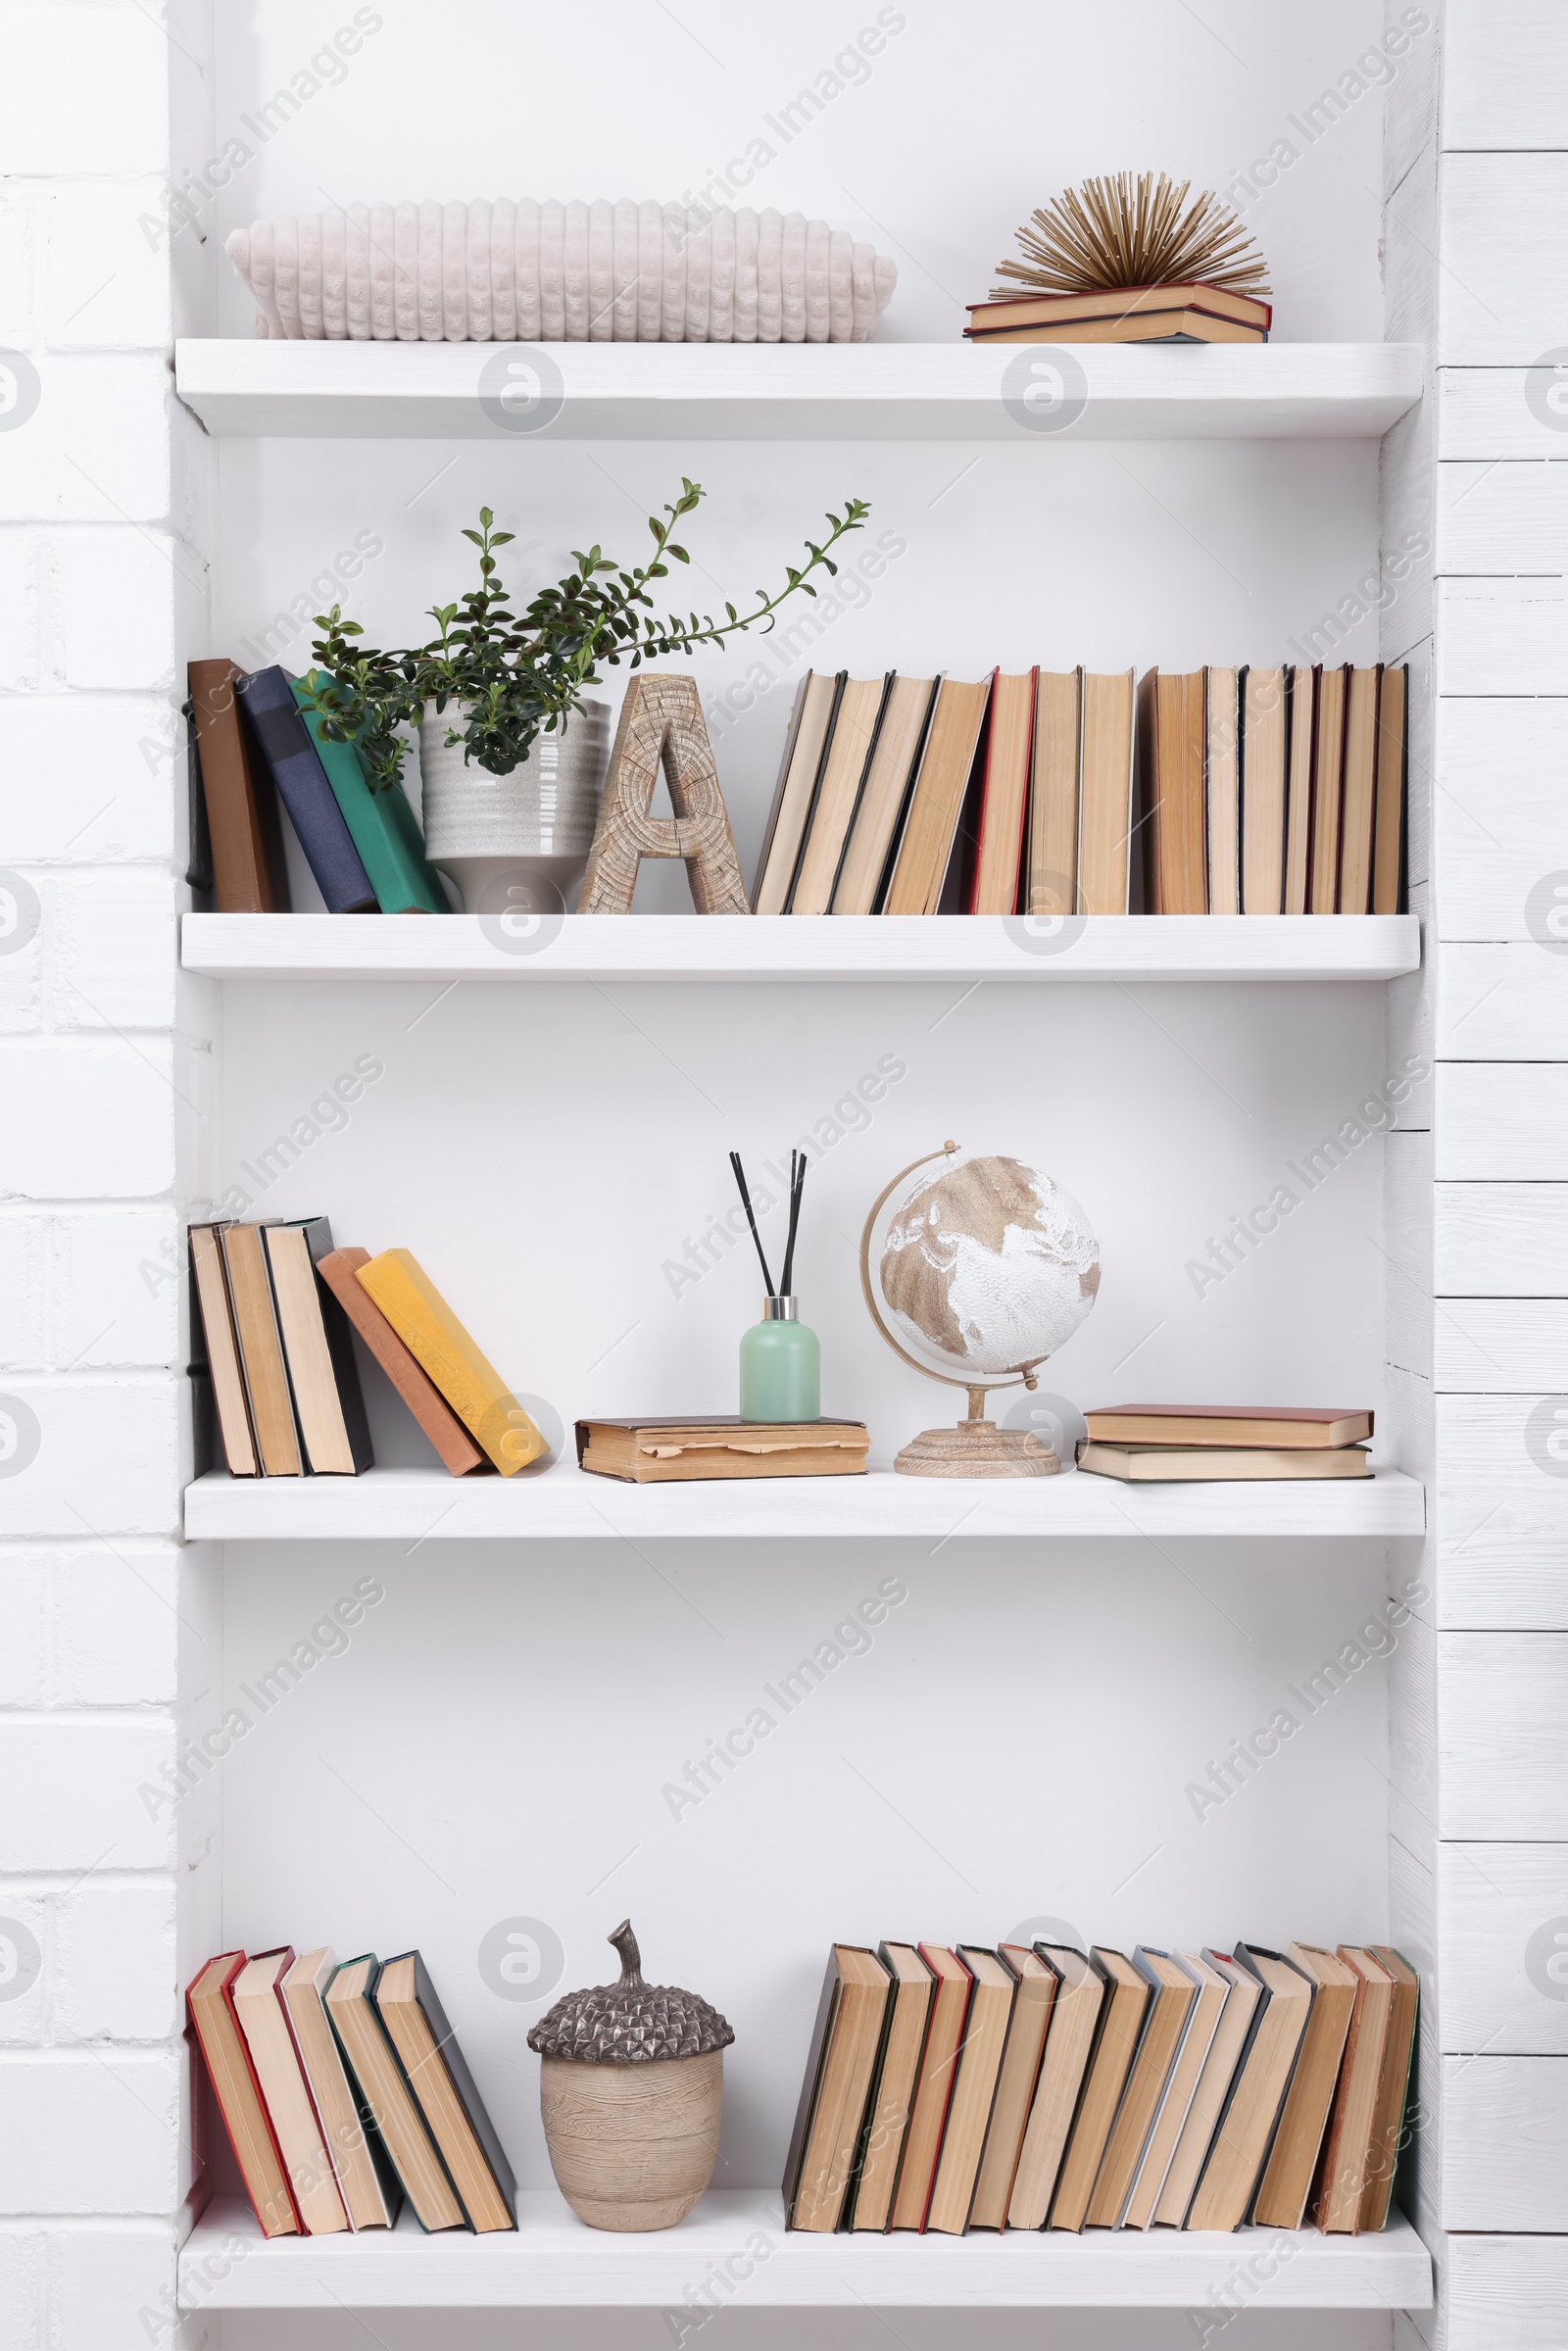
<box><xmin>373</xmin><ymin>1951</ymin><xmax>517</xmax><ymax>2231</ymax></box>
<box><xmin>324</xmin><ymin>1956</ymin><xmax>467</xmax><ymax>2232</ymax></box>
<box><xmin>186</xmin><ymin>1953</ymin><xmax>301</xmax><ymax>2238</ymax></box>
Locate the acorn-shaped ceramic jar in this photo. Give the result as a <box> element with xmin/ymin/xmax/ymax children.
<box><xmin>527</xmin><ymin>1920</ymin><xmax>733</xmax><ymax>2230</ymax></box>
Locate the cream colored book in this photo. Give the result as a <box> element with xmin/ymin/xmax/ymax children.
<box><xmin>1076</xmin><ymin>668</ymin><xmax>1136</xmax><ymax>914</ymax></box>
<box><xmin>232</xmin><ymin>1950</ymin><xmax>349</xmax><ymax>2235</ymax></box>
<box><xmin>925</xmin><ymin>1948</ymin><xmax>1015</xmax><ymax>2232</ymax></box>
<box><xmin>1252</xmin><ymin>1942</ymin><xmax>1357</xmax><ymax>2228</ymax></box>
<box><xmin>1007</xmin><ymin>1945</ymin><xmax>1103</xmax><ymax>2229</ymax></box>
<box><xmin>1152</xmin><ymin>1951</ymin><xmax>1258</xmax><ymax>2227</ymax></box>
<box><xmin>832</xmin><ymin>676</ymin><xmax>939</xmax><ymax>914</ymax></box>
<box><xmin>1206</xmin><ymin>667</ymin><xmax>1240</xmax><ymax>914</ymax></box>
<box><xmin>1283</xmin><ymin>664</ymin><xmax>1316</xmax><ymax>915</ymax></box>
<box><xmin>789</xmin><ymin>676</ymin><xmax>889</xmax><ymax>913</ymax></box>
<box><xmin>1313</xmin><ymin>1947</ymin><xmax>1396</xmax><ymax>2231</ymax></box>
<box><xmin>849</xmin><ymin>1943</ymin><xmax>935</xmax><ymax>2231</ymax></box>
<box><xmin>1085</xmin><ymin>1949</ymin><xmax>1196</xmax><ymax>2227</ymax></box>
<box><xmin>1050</xmin><ymin>1948</ymin><xmax>1150</xmax><ymax>2230</ymax></box>
<box><xmin>968</xmin><ymin>1945</ymin><xmax>1058</xmax><ymax>2229</ymax></box>
<box><xmin>1121</xmin><ymin>1951</ymin><xmax>1231</xmax><ymax>2229</ymax></box>
<box><xmin>1027</xmin><ymin>668</ymin><xmax>1082</xmax><ymax>914</ymax></box>
<box><xmin>280</xmin><ymin>1948</ymin><xmax>399</xmax><ymax>2229</ymax></box>
<box><xmin>753</xmin><ymin>672</ymin><xmax>839</xmax><ymax>913</ymax></box>
<box><xmin>1337</xmin><ymin>665</ymin><xmax>1382</xmax><ymax>913</ymax></box>
<box><xmin>1241</xmin><ymin>666</ymin><xmax>1287</xmax><ymax>914</ymax></box>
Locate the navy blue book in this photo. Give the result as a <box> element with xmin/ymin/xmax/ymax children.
<box><xmin>235</xmin><ymin>667</ymin><xmax>376</xmax><ymax>912</ymax></box>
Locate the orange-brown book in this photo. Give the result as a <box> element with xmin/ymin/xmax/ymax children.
<box><xmin>1337</xmin><ymin>667</ymin><xmax>1382</xmax><ymax>913</ymax></box>
<box><xmin>966</xmin><ymin>282</ymin><xmax>1272</xmax><ymax>334</ymax></box>
<box><xmin>1138</xmin><ymin>668</ymin><xmax>1207</xmax><ymax>913</ymax></box>
<box><xmin>190</xmin><ymin>1222</ymin><xmax>257</xmax><ymax>1477</ymax></box>
<box><xmin>188</xmin><ymin>660</ymin><xmax>291</xmax><ymax>912</ymax></box>
<box><xmin>1027</xmin><ymin>669</ymin><xmax>1082</xmax><ymax>915</ymax></box>
<box><xmin>967</xmin><ymin>669</ymin><xmax>1037</xmax><ymax>914</ymax></box>
<box><xmin>315</xmin><ymin>1248</ymin><xmax>488</xmax><ymax>1477</ymax></box>
<box><xmin>1313</xmin><ymin>1947</ymin><xmax>1396</xmax><ymax>2231</ymax></box>
<box><xmin>1308</xmin><ymin>663</ymin><xmax>1349</xmax><ymax>911</ymax></box>
<box><xmin>925</xmin><ymin>1948</ymin><xmax>1015</xmax><ymax>2232</ymax></box>
<box><xmin>187</xmin><ymin>1954</ymin><xmax>301</xmax><ymax>2238</ymax></box>
<box><xmin>1085</xmin><ymin>1949</ymin><xmax>1196</xmax><ymax>2226</ymax></box>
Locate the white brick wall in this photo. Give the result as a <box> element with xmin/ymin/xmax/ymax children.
<box><xmin>0</xmin><ymin>2</ymin><xmax>209</xmax><ymax>2341</ymax></box>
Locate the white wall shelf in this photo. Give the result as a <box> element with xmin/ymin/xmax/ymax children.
<box><xmin>178</xmin><ymin>2193</ymin><xmax>1432</xmax><ymax>2312</ymax></box>
<box><xmin>182</xmin><ymin>1462</ymin><xmax>1426</xmax><ymax>1543</ymax></box>
<box><xmin>172</xmin><ymin>338</ymin><xmax>1424</xmax><ymax>441</ymax></box>
<box><xmin>181</xmin><ymin>912</ymin><xmax>1422</xmax><ymax>985</ymax></box>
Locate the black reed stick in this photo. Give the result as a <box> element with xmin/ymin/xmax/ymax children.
<box><xmin>729</xmin><ymin>1152</ymin><xmax>776</xmax><ymax>1296</ymax></box>
<box><xmin>780</xmin><ymin>1150</ymin><xmax>807</xmax><ymax>1297</ymax></box>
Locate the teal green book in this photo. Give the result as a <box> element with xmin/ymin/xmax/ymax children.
<box><xmin>289</xmin><ymin>677</ymin><xmax>448</xmax><ymax>914</ymax></box>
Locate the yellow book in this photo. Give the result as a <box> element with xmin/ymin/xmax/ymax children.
<box><xmin>355</xmin><ymin>1250</ymin><xmax>544</xmax><ymax>1476</ymax></box>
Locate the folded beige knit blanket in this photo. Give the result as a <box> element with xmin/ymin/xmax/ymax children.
<box><xmin>225</xmin><ymin>200</ymin><xmax>897</xmax><ymax>343</ymax></box>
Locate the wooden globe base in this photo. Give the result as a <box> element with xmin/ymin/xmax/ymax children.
<box><xmin>894</xmin><ymin>1420</ymin><xmax>1061</xmax><ymax>1479</ymax></box>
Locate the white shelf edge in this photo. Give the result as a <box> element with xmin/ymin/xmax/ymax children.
<box><xmin>172</xmin><ymin>340</ymin><xmax>1424</xmax><ymax>442</ymax></box>
<box><xmin>178</xmin><ymin>2194</ymin><xmax>1432</xmax><ymax>2311</ymax></box>
<box><xmin>181</xmin><ymin>913</ymin><xmax>1422</xmax><ymax>985</ymax></box>
<box><xmin>181</xmin><ymin>1462</ymin><xmax>1427</xmax><ymax>1543</ymax></box>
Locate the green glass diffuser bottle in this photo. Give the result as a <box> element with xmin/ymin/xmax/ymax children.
<box><xmin>730</xmin><ymin>1150</ymin><xmax>820</xmax><ymax>1422</ymax></box>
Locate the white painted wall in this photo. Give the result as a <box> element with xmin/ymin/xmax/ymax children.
<box><xmin>18</xmin><ymin>0</ymin><xmax>1554</xmax><ymax>2345</ymax></box>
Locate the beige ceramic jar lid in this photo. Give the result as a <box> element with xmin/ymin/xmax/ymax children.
<box><xmin>528</xmin><ymin>1920</ymin><xmax>735</xmax><ymax>2063</ymax></box>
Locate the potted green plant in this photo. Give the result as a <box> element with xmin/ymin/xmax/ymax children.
<box><xmin>302</xmin><ymin>483</ymin><xmax>868</xmax><ymax>908</ymax></box>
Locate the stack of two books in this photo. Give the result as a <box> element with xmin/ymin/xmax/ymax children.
<box><xmin>1075</xmin><ymin>1405</ymin><xmax>1375</xmax><ymax>1483</ymax></box>
<box><xmin>963</xmin><ymin>282</ymin><xmax>1272</xmax><ymax>346</ymax></box>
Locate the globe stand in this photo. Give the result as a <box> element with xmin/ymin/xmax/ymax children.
<box><xmin>861</xmin><ymin>1144</ymin><xmax>1064</xmax><ymax>1482</ymax></box>
<box><xmin>895</xmin><ymin>1385</ymin><xmax>1060</xmax><ymax>1480</ymax></box>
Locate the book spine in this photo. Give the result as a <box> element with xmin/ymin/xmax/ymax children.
<box><xmin>236</xmin><ymin>671</ymin><xmax>377</xmax><ymax>913</ymax></box>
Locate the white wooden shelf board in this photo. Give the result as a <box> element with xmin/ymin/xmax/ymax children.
<box><xmin>182</xmin><ymin>1462</ymin><xmax>1426</xmax><ymax>1542</ymax></box>
<box><xmin>181</xmin><ymin>913</ymin><xmax>1421</xmax><ymax>984</ymax></box>
<box><xmin>178</xmin><ymin>2193</ymin><xmax>1433</xmax><ymax>2311</ymax></box>
<box><xmin>173</xmin><ymin>339</ymin><xmax>1424</xmax><ymax>442</ymax></box>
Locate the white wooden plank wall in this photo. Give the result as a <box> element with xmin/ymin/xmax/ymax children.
<box><xmin>1422</xmin><ymin>7</ymin><xmax>1568</xmax><ymax>2339</ymax></box>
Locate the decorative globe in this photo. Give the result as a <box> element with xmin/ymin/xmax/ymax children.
<box><xmin>878</xmin><ymin>1152</ymin><xmax>1100</xmax><ymax>1378</ymax></box>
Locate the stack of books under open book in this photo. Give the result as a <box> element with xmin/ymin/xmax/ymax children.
<box><xmin>190</xmin><ymin>1218</ymin><xmax>546</xmax><ymax>1479</ymax></box>
<box><xmin>1074</xmin><ymin>1406</ymin><xmax>1375</xmax><ymax>1483</ymax></box>
<box><xmin>752</xmin><ymin>663</ymin><xmax>1405</xmax><ymax>920</ymax></box>
<box><xmin>188</xmin><ymin>1946</ymin><xmax>515</xmax><ymax>2236</ymax></box>
<box><xmin>963</xmin><ymin>282</ymin><xmax>1273</xmax><ymax>345</ymax></box>
<box><xmin>785</xmin><ymin>1937</ymin><xmax>1417</xmax><ymax>2237</ymax></box>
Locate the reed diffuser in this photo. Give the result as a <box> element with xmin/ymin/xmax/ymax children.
<box><xmin>730</xmin><ymin>1151</ymin><xmax>820</xmax><ymax>1422</ymax></box>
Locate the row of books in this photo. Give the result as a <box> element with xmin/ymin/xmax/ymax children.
<box><xmin>785</xmin><ymin>1937</ymin><xmax>1418</xmax><ymax>2240</ymax></box>
<box><xmin>189</xmin><ymin>658</ymin><xmax>446</xmax><ymax>915</ymax></box>
<box><xmin>962</xmin><ymin>281</ymin><xmax>1273</xmax><ymax>347</ymax></box>
<box><xmin>753</xmin><ymin>662</ymin><xmax>1406</xmax><ymax>922</ymax></box>
<box><xmin>189</xmin><ymin>1945</ymin><xmax>514</xmax><ymax>2237</ymax></box>
<box><xmin>190</xmin><ymin>1217</ymin><xmax>543</xmax><ymax>1478</ymax></box>
<box><xmin>1075</xmin><ymin>1403</ymin><xmax>1375</xmax><ymax>1485</ymax></box>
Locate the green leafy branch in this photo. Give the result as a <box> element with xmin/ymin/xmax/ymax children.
<box><xmin>302</xmin><ymin>484</ymin><xmax>869</xmax><ymax>789</ymax></box>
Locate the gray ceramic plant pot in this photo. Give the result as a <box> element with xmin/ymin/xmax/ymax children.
<box><xmin>417</xmin><ymin>699</ymin><xmax>609</xmax><ymax>909</ymax></box>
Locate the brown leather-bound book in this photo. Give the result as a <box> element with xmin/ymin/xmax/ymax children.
<box><xmin>1337</xmin><ymin>667</ymin><xmax>1382</xmax><ymax>912</ymax></box>
<box><xmin>1371</xmin><ymin>666</ymin><xmax>1407</xmax><ymax>916</ymax></box>
<box><xmin>316</xmin><ymin>1247</ymin><xmax>489</xmax><ymax>1477</ymax></box>
<box><xmin>1138</xmin><ymin>669</ymin><xmax>1207</xmax><ymax>914</ymax></box>
<box><xmin>1308</xmin><ymin>664</ymin><xmax>1349</xmax><ymax>911</ymax></box>
<box><xmin>188</xmin><ymin>659</ymin><xmax>290</xmax><ymax>912</ymax></box>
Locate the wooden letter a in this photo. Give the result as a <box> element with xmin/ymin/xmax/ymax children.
<box><xmin>578</xmin><ymin>673</ymin><xmax>750</xmax><ymax>915</ymax></box>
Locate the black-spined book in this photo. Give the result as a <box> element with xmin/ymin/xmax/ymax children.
<box><xmin>323</xmin><ymin>1956</ymin><xmax>468</xmax><ymax>2232</ymax></box>
<box><xmin>236</xmin><ymin>665</ymin><xmax>376</xmax><ymax>913</ymax></box>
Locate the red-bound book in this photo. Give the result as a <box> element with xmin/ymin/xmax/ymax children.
<box><xmin>966</xmin><ymin>668</ymin><xmax>1038</xmax><ymax>914</ymax></box>
<box><xmin>888</xmin><ymin>1945</ymin><xmax>976</xmax><ymax>2229</ymax></box>
<box><xmin>186</xmin><ymin>1953</ymin><xmax>301</xmax><ymax>2237</ymax></box>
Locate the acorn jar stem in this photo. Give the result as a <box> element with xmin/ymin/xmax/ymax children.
<box><xmin>740</xmin><ymin>1297</ymin><xmax>820</xmax><ymax>1422</ymax></box>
